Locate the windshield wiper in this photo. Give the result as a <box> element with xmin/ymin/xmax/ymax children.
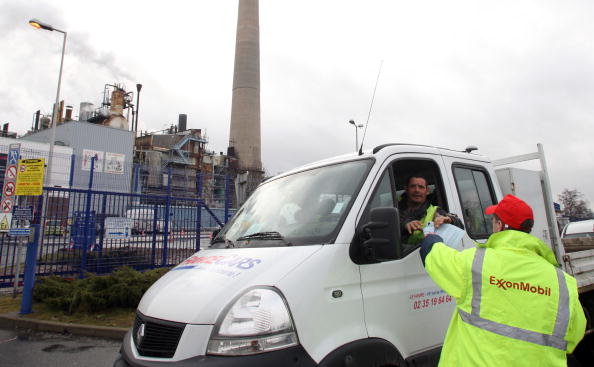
<box><xmin>210</xmin><ymin>237</ymin><xmax>236</xmax><ymax>249</ymax></box>
<box><xmin>236</xmin><ymin>231</ymin><xmax>292</xmax><ymax>245</ymax></box>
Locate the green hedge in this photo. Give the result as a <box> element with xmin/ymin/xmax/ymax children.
<box><xmin>33</xmin><ymin>267</ymin><xmax>170</xmax><ymax>314</ymax></box>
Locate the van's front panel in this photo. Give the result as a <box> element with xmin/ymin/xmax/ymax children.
<box><xmin>119</xmin><ymin>158</ymin><xmax>375</xmax><ymax>365</ymax></box>
<box><xmin>276</xmin><ymin>242</ymin><xmax>367</xmax><ymax>363</ymax></box>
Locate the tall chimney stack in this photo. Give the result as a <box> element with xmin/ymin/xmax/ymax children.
<box><xmin>178</xmin><ymin>114</ymin><xmax>187</xmax><ymax>132</ymax></box>
<box><xmin>229</xmin><ymin>0</ymin><xmax>261</xmax><ymax>172</ymax></box>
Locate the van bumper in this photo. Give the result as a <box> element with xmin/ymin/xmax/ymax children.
<box><xmin>116</xmin><ymin>330</ymin><xmax>317</xmax><ymax>367</ymax></box>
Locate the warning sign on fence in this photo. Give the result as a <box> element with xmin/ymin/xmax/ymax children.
<box><xmin>16</xmin><ymin>158</ymin><xmax>45</xmax><ymax>196</ymax></box>
<box><xmin>0</xmin><ymin>143</ymin><xmax>20</xmax><ymax>232</ymax></box>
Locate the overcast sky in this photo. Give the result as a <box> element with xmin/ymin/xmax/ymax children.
<box><xmin>1</xmin><ymin>0</ymin><xmax>593</xmax><ymax>206</ymax></box>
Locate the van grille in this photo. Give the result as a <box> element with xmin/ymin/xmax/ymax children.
<box><xmin>133</xmin><ymin>312</ymin><xmax>186</xmax><ymax>358</ymax></box>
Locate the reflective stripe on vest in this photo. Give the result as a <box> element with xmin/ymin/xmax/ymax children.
<box><xmin>458</xmin><ymin>247</ymin><xmax>569</xmax><ymax>350</ymax></box>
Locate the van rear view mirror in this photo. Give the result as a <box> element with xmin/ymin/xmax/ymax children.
<box><xmin>361</xmin><ymin>207</ymin><xmax>401</xmax><ymax>261</ymax></box>
<box><xmin>210</xmin><ymin>228</ymin><xmax>222</xmax><ymax>245</ymax></box>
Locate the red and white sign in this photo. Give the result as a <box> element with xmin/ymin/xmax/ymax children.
<box><xmin>6</xmin><ymin>165</ymin><xmax>17</xmax><ymax>180</ymax></box>
<box><xmin>3</xmin><ymin>182</ymin><xmax>15</xmax><ymax>197</ymax></box>
<box><xmin>1</xmin><ymin>143</ymin><xmax>20</xmax><ymax>232</ymax></box>
<box><xmin>1</xmin><ymin>198</ymin><xmax>13</xmax><ymax>213</ymax></box>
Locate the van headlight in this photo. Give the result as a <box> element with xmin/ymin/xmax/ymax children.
<box><xmin>206</xmin><ymin>287</ymin><xmax>299</xmax><ymax>355</ymax></box>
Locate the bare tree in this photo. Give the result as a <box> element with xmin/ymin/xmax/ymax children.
<box><xmin>558</xmin><ymin>189</ymin><xmax>594</xmax><ymax>220</ymax></box>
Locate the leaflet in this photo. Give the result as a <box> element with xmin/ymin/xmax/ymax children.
<box><xmin>423</xmin><ymin>222</ymin><xmax>465</xmax><ymax>251</ymax></box>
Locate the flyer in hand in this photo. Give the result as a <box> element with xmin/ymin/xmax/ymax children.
<box><xmin>423</xmin><ymin>221</ymin><xmax>465</xmax><ymax>251</ymax></box>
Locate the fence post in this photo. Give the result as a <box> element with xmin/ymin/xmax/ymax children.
<box><xmin>224</xmin><ymin>174</ymin><xmax>232</xmax><ymax>224</ymax></box>
<box><xmin>96</xmin><ymin>194</ymin><xmax>107</xmax><ymax>273</ymax></box>
<box><xmin>196</xmin><ymin>171</ymin><xmax>203</xmax><ymax>198</ymax></box>
<box><xmin>195</xmin><ymin>172</ymin><xmax>202</xmax><ymax>252</ymax></box>
<box><xmin>19</xmin><ymin>224</ymin><xmax>41</xmax><ymax>315</ymax></box>
<box><xmin>80</xmin><ymin>157</ymin><xmax>95</xmax><ymax>278</ymax></box>
<box><xmin>151</xmin><ymin>203</ymin><xmax>158</xmax><ymax>268</ymax></box>
<box><xmin>88</xmin><ymin>156</ymin><xmax>95</xmax><ymax>190</ymax></box>
<box><xmin>20</xmin><ymin>194</ymin><xmax>45</xmax><ymax>314</ymax></box>
<box><xmin>69</xmin><ymin>154</ymin><xmax>76</xmax><ymax>189</ymax></box>
<box><xmin>162</xmin><ymin>167</ymin><xmax>171</xmax><ymax>266</ymax></box>
<box><xmin>133</xmin><ymin>164</ymin><xmax>140</xmax><ymax>194</ymax></box>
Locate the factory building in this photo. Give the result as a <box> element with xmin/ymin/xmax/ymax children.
<box><xmin>21</xmin><ymin>84</ymin><xmax>135</xmax><ymax>191</ymax></box>
<box><xmin>15</xmin><ymin>0</ymin><xmax>267</xmax><ymax>207</ymax></box>
<box><xmin>19</xmin><ymin>80</ymin><xmax>234</xmax><ymax>208</ymax></box>
<box><xmin>134</xmin><ymin>114</ymin><xmax>233</xmax><ymax>208</ymax></box>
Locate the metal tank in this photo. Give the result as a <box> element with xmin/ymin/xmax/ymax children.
<box><xmin>79</xmin><ymin>102</ymin><xmax>94</xmax><ymax>121</ymax></box>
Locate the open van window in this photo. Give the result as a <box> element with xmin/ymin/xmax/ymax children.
<box><xmin>354</xmin><ymin>158</ymin><xmax>449</xmax><ymax>262</ymax></box>
<box><xmin>212</xmin><ymin>159</ymin><xmax>373</xmax><ymax>248</ymax></box>
<box><xmin>392</xmin><ymin>159</ymin><xmax>449</xmax><ymax>211</ymax></box>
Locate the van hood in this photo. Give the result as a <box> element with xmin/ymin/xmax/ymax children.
<box><xmin>137</xmin><ymin>245</ymin><xmax>322</xmax><ymax>324</ymax></box>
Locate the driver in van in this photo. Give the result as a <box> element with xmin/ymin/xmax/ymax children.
<box><xmin>399</xmin><ymin>174</ymin><xmax>463</xmax><ymax>244</ymax></box>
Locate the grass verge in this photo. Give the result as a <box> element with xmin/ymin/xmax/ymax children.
<box><xmin>0</xmin><ymin>294</ymin><xmax>134</xmax><ymax>328</ymax></box>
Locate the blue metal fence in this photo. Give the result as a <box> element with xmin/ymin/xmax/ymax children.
<box><xmin>0</xmin><ymin>172</ymin><xmax>236</xmax><ymax>288</ymax></box>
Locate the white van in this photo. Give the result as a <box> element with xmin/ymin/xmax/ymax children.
<box><xmin>126</xmin><ymin>208</ymin><xmax>165</xmax><ymax>234</ymax></box>
<box><xmin>115</xmin><ymin>143</ymin><xmax>593</xmax><ymax>366</ymax></box>
<box><xmin>561</xmin><ymin>219</ymin><xmax>594</xmax><ymax>239</ymax></box>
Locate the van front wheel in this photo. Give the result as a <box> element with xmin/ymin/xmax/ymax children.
<box><xmin>318</xmin><ymin>338</ymin><xmax>404</xmax><ymax>367</ymax></box>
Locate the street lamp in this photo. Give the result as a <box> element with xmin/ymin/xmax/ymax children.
<box><xmin>29</xmin><ymin>18</ymin><xmax>67</xmax><ymax>186</ymax></box>
<box><xmin>134</xmin><ymin>83</ymin><xmax>142</xmax><ymax>135</ymax></box>
<box><xmin>348</xmin><ymin>119</ymin><xmax>364</xmax><ymax>152</ymax></box>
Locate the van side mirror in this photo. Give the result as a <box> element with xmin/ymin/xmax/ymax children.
<box><xmin>210</xmin><ymin>227</ymin><xmax>222</xmax><ymax>245</ymax></box>
<box><xmin>360</xmin><ymin>207</ymin><xmax>401</xmax><ymax>261</ymax></box>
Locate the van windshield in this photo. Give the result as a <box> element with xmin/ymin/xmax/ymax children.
<box><xmin>212</xmin><ymin>159</ymin><xmax>373</xmax><ymax>248</ymax></box>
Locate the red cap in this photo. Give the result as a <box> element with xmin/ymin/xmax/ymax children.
<box><xmin>485</xmin><ymin>194</ymin><xmax>533</xmax><ymax>230</ymax></box>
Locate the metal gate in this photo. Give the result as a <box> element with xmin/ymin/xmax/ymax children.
<box><xmin>0</xmin><ymin>187</ymin><xmax>234</xmax><ymax>288</ymax></box>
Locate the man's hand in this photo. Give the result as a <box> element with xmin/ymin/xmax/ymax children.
<box><xmin>406</xmin><ymin>220</ymin><xmax>424</xmax><ymax>234</ymax></box>
<box><xmin>434</xmin><ymin>215</ymin><xmax>452</xmax><ymax>229</ymax></box>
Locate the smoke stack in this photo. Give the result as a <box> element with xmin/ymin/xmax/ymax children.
<box><xmin>54</xmin><ymin>100</ymin><xmax>65</xmax><ymax>124</ymax></box>
<box><xmin>2</xmin><ymin>123</ymin><xmax>8</xmax><ymax>137</ymax></box>
<box><xmin>34</xmin><ymin>110</ymin><xmax>40</xmax><ymax>131</ymax></box>
<box><xmin>178</xmin><ymin>114</ymin><xmax>187</xmax><ymax>132</ymax></box>
<box><xmin>40</xmin><ymin>116</ymin><xmax>50</xmax><ymax>130</ymax></box>
<box><xmin>229</xmin><ymin>0</ymin><xmax>262</xmax><ymax>172</ymax></box>
<box><xmin>65</xmin><ymin>105</ymin><xmax>73</xmax><ymax>121</ymax></box>
<box><xmin>110</xmin><ymin>88</ymin><xmax>125</xmax><ymax>115</ymax></box>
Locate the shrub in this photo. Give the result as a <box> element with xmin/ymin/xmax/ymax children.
<box><xmin>33</xmin><ymin>266</ymin><xmax>170</xmax><ymax>314</ymax></box>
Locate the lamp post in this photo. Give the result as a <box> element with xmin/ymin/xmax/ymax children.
<box><xmin>29</xmin><ymin>18</ymin><xmax>67</xmax><ymax>186</ymax></box>
<box><xmin>134</xmin><ymin>83</ymin><xmax>142</xmax><ymax>135</ymax></box>
<box><xmin>348</xmin><ymin>119</ymin><xmax>364</xmax><ymax>152</ymax></box>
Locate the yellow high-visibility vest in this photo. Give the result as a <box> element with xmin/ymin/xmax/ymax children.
<box><xmin>425</xmin><ymin>230</ymin><xmax>586</xmax><ymax>366</ymax></box>
<box><xmin>407</xmin><ymin>204</ymin><xmax>438</xmax><ymax>245</ymax></box>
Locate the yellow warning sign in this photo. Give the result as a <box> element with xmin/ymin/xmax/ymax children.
<box><xmin>16</xmin><ymin>158</ymin><xmax>45</xmax><ymax>196</ymax></box>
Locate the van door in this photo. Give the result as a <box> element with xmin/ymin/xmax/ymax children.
<box><xmin>355</xmin><ymin>153</ymin><xmax>455</xmax><ymax>360</ymax></box>
<box><xmin>439</xmin><ymin>154</ymin><xmax>500</xmax><ymax>248</ymax></box>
